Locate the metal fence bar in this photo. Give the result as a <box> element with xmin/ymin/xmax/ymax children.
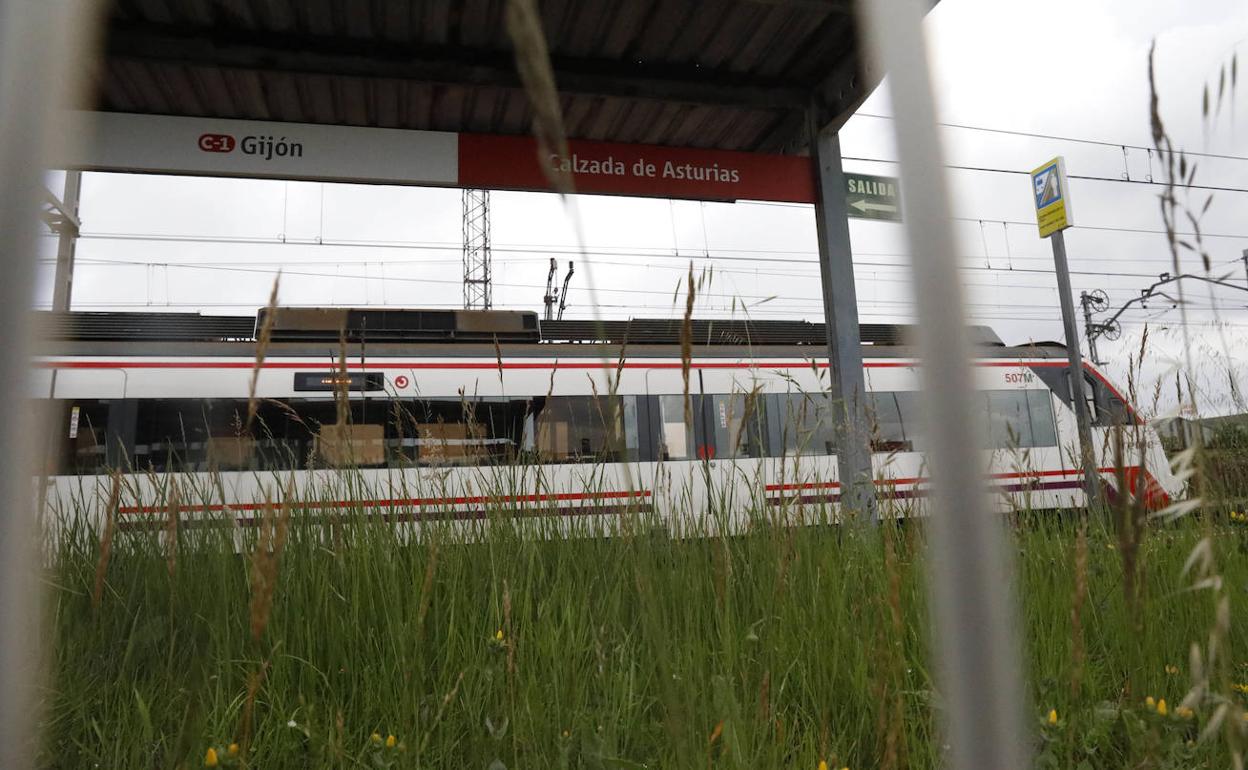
<box><xmin>0</xmin><ymin>2</ymin><xmax>101</xmax><ymax>767</ymax></box>
<box><xmin>857</xmin><ymin>1</ymin><xmax>1030</xmax><ymax>768</ymax></box>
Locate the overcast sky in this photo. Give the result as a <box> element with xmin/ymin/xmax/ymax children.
<box><xmin>39</xmin><ymin>0</ymin><xmax>1248</xmax><ymax>415</ymax></box>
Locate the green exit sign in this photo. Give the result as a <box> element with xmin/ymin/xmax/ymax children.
<box><xmin>845</xmin><ymin>172</ymin><xmax>901</xmax><ymax>222</ymax></box>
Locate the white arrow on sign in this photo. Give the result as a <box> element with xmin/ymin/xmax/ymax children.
<box><xmin>850</xmin><ymin>198</ymin><xmax>897</xmax><ymax>213</ymax></box>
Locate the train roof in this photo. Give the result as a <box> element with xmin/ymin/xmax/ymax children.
<box><xmin>33</xmin><ymin>310</ymin><xmax>1072</xmax><ymax>360</ymax></box>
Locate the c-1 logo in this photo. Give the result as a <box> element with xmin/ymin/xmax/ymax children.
<box><xmin>198</xmin><ymin>133</ymin><xmax>236</xmax><ymax>152</ymax></box>
<box><xmin>393</xmin><ymin>375</ymin><xmax>410</xmax><ymax>389</ymax></box>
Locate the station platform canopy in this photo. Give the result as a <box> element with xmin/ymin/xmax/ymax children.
<box><xmin>93</xmin><ymin>0</ymin><xmax>875</xmax><ymax>155</ymax></box>
<box><xmin>69</xmin><ymin>0</ymin><xmax>914</xmax><ymax>519</ymax></box>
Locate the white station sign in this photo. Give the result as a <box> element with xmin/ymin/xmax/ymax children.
<box><xmin>63</xmin><ymin>112</ymin><xmax>459</xmax><ymax>186</ymax></box>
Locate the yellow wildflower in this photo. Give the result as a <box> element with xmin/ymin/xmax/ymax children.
<box><xmin>1047</xmin><ymin>709</ymin><xmax>1058</xmax><ymax>725</ymax></box>
<box><xmin>817</xmin><ymin>762</ymin><xmax>828</xmax><ymax>770</ymax></box>
<box><xmin>1165</xmin><ymin>665</ymin><xmax>1179</xmax><ymax>675</ymax></box>
<box><xmin>1232</xmin><ymin>683</ymin><xmax>1248</xmax><ymax>694</ymax></box>
<box><xmin>1157</xmin><ymin>698</ymin><xmax>1168</xmax><ymax>716</ymax></box>
<box><xmin>371</xmin><ymin>732</ymin><xmax>382</xmax><ymax>745</ymax></box>
<box><xmin>1145</xmin><ymin>696</ymin><xmax>1156</xmax><ymax>710</ymax></box>
<box><xmin>227</xmin><ymin>743</ymin><xmax>239</xmax><ymax>757</ymax></box>
<box><xmin>1176</xmin><ymin>706</ymin><xmax>1194</xmax><ymax>720</ymax></box>
<box><xmin>495</xmin><ymin>629</ymin><xmax>504</xmax><ymax>641</ymax></box>
<box><xmin>204</xmin><ymin>747</ymin><xmax>219</xmax><ymax>767</ymax></box>
<box><xmin>386</xmin><ymin>734</ymin><xmax>397</xmax><ymax>749</ymax></box>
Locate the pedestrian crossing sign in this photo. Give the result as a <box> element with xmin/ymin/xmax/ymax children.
<box><xmin>1030</xmin><ymin>156</ymin><xmax>1072</xmax><ymax>238</ymax></box>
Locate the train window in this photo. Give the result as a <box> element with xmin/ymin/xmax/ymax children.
<box><xmin>775</xmin><ymin>392</ymin><xmax>837</xmax><ymax>456</ymax></box>
<box><xmin>52</xmin><ymin>400</ymin><xmax>110</xmax><ymax>475</ymax></box>
<box><xmin>1026</xmin><ymin>390</ymin><xmax>1059</xmax><ymax>447</ymax></box>
<box><xmin>316</xmin><ymin>423</ymin><xmax>386</xmax><ymax>467</ymax></box>
<box><xmin>527</xmin><ymin>395</ymin><xmax>636</xmax><ymax>463</ymax></box>
<box><xmin>657</xmin><ymin>395</ymin><xmax>696</xmax><ymax>460</ymax></box>
<box><xmin>868</xmin><ymin>392</ymin><xmax>917</xmax><ymax>452</ymax></box>
<box><xmin>704</xmin><ymin>393</ymin><xmax>767</xmax><ymax>459</ymax></box>
<box><xmin>391</xmin><ymin>398</ymin><xmax>526</xmax><ymax>466</ymax></box>
<box><xmin>132</xmin><ymin>399</ymin><xmax>221</xmax><ymax>471</ymax></box>
<box><xmin>983</xmin><ymin>390</ymin><xmax>1058</xmax><ymax>448</ymax></box>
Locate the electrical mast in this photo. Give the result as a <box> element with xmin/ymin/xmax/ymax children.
<box><xmin>462</xmin><ymin>189</ymin><xmax>491</xmax><ymax>309</ymax></box>
<box><xmin>557</xmin><ymin>261</ymin><xmax>574</xmax><ymax>320</ymax></box>
<box><xmin>543</xmin><ymin>258</ymin><xmax>558</xmax><ymax>321</ymax></box>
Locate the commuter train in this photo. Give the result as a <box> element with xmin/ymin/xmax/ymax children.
<box><xmin>32</xmin><ymin>308</ymin><xmax>1179</xmax><ymax>532</ymax></box>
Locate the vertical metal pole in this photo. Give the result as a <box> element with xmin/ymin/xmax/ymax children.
<box><xmin>1052</xmin><ymin>231</ymin><xmax>1100</xmax><ymax>504</ymax></box>
<box><xmin>51</xmin><ymin>170</ymin><xmax>82</xmax><ymax>312</ymax></box>
<box><xmin>857</xmin><ymin>1</ymin><xmax>1028</xmax><ymax>768</ymax></box>
<box><xmin>808</xmin><ymin>112</ymin><xmax>877</xmax><ymax>522</ymax></box>
<box><xmin>1079</xmin><ymin>291</ymin><xmax>1099</xmax><ymax>366</ymax></box>
<box><xmin>0</xmin><ymin>2</ymin><xmax>101</xmax><ymax>767</ymax></box>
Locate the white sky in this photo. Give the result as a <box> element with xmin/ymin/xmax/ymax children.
<box><xmin>38</xmin><ymin>0</ymin><xmax>1248</xmax><ymax>415</ymax></box>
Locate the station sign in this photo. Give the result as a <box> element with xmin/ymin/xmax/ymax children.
<box><xmin>1030</xmin><ymin>156</ymin><xmax>1073</xmax><ymax>237</ymax></box>
<box><xmin>458</xmin><ymin>133</ymin><xmax>814</xmax><ymax>203</ymax></box>
<box><xmin>62</xmin><ymin>112</ymin><xmax>817</xmax><ymax>204</ymax></box>
<box><xmin>844</xmin><ymin>172</ymin><xmax>901</xmax><ymax>221</ymax></box>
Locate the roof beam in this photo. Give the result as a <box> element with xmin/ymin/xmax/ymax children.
<box><xmin>735</xmin><ymin>0</ymin><xmax>853</xmax><ymax>10</ymax></box>
<box><xmin>103</xmin><ymin>21</ymin><xmax>812</xmax><ymax>111</ymax></box>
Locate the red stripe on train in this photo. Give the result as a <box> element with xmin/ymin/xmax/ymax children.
<box><xmin>763</xmin><ymin>466</ymin><xmax>1130</xmax><ymax>492</ymax></box>
<box><xmin>118</xmin><ymin>489</ymin><xmax>651</xmax><ymax>516</ymax></box>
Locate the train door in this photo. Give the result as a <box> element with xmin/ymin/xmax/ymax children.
<box><xmin>695</xmin><ymin>373</ymin><xmax>771</xmax><ymax>533</ymax></box>
<box><xmin>650</xmin><ymin>388</ymin><xmax>711</xmax><ymax>532</ymax></box>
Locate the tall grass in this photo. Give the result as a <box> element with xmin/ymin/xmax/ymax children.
<box><xmin>40</xmin><ymin>478</ymin><xmax>1248</xmax><ymax>769</ymax></box>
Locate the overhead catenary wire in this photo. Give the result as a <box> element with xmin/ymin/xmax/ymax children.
<box><xmin>59</xmin><ymin>251</ymin><xmax>1241</xmax><ymax>283</ymax></box>
<box><xmin>839</xmin><ymin>155</ymin><xmax>1248</xmax><ymax>195</ymax></box>
<box><xmin>50</xmin><ymin>215</ymin><xmax>1248</xmax><ymax>247</ymax></box>
<box><xmin>852</xmin><ymin>111</ymin><xmax>1248</xmax><ymax>163</ymax></box>
<box><xmin>60</xmin><ymin>256</ymin><xmax>1248</xmax><ymax>306</ymax></box>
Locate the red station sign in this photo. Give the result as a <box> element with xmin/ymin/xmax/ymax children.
<box><xmin>458</xmin><ymin>134</ymin><xmax>816</xmax><ymax>203</ymax></box>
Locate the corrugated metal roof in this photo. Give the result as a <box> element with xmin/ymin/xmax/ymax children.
<box><xmin>92</xmin><ymin>0</ymin><xmax>874</xmax><ymax>154</ymax></box>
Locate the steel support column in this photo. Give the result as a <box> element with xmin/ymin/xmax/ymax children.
<box><xmin>51</xmin><ymin>170</ymin><xmax>82</xmax><ymax>312</ymax></box>
<box><xmin>809</xmin><ymin>114</ymin><xmax>877</xmax><ymax>521</ymax></box>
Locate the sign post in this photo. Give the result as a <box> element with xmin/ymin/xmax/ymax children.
<box><xmin>1031</xmin><ymin>156</ymin><xmax>1099</xmax><ymax>506</ymax></box>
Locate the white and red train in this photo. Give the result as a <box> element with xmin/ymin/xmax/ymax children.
<box><xmin>32</xmin><ymin>309</ymin><xmax>1179</xmax><ymax>530</ymax></box>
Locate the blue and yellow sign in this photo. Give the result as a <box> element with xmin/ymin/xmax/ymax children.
<box><xmin>1030</xmin><ymin>156</ymin><xmax>1073</xmax><ymax>238</ymax></box>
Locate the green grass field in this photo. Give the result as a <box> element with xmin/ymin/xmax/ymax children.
<box><xmin>39</xmin><ymin>482</ymin><xmax>1248</xmax><ymax>769</ymax></box>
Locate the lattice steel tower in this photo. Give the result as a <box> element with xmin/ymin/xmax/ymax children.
<box><xmin>462</xmin><ymin>189</ymin><xmax>492</xmax><ymax>309</ymax></box>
